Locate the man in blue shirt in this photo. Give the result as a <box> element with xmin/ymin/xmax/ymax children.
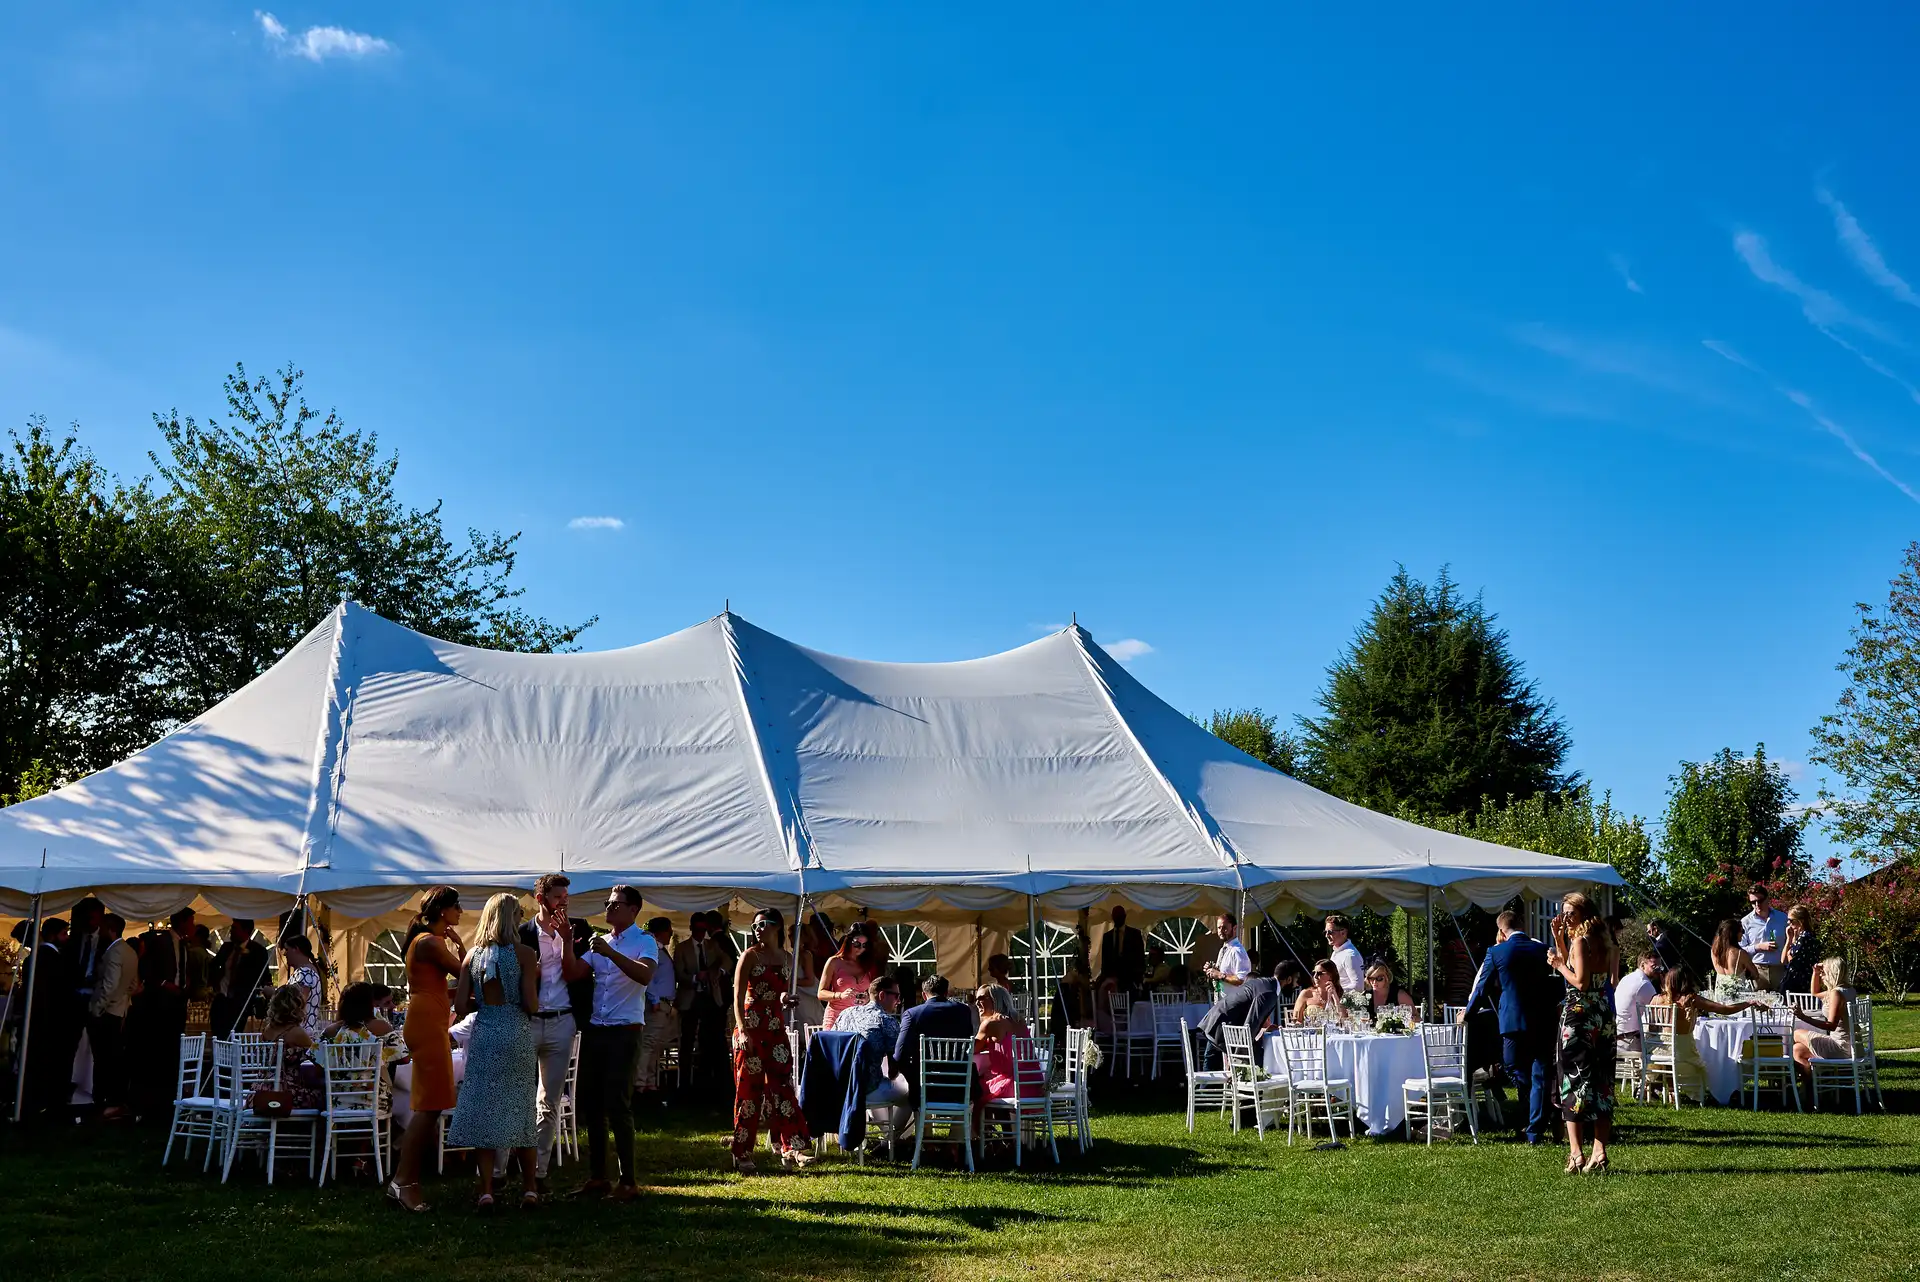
<box><xmin>1740</xmin><ymin>884</ymin><xmax>1790</xmax><ymax>992</ymax></box>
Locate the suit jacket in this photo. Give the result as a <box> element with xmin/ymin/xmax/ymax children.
<box><xmin>1649</xmin><ymin>933</ymin><xmax>1683</xmax><ymax>974</ymax></box>
<box><xmin>1464</xmin><ymin>934</ymin><xmax>1559</xmax><ymax>1036</ymax></box>
<box><xmin>893</xmin><ymin>998</ymin><xmax>975</xmax><ymax>1096</ymax></box>
<box><xmin>517</xmin><ymin>917</ymin><xmax>594</xmax><ymax>1022</ymax></box>
<box><xmin>91</xmin><ymin>938</ymin><xmax>139</xmax><ymax>1019</ymax></box>
<box><xmin>136</xmin><ymin>928</ymin><xmax>188</xmax><ymax>1002</ymax></box>
<box><xmin>1198</xmin><ymin>975</ymin><xmax>1277</xmax><ymax>1049</ymax></box>
<box><xmin>1097</xmin><ymin>925</ymin><xmax>1147</xmax><ymax>992</ymax></box>
<box><xmin>674</xmin><ymin>936</ymin><xmax>730</xmax><ymax>1010</ymax></box>
<box><xmin>63</xmin><ymin>930</ymin><xmax>104</xmax><ymax>1000</ymax></box>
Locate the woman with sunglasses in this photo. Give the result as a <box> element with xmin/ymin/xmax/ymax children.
<box><xmin>729</xmin><ymin>907</ymin><xmax>813</xmax><ymax>1173</ymax></box>
<box><xmin>817</xmin><ymin>921</ymin><xmax>887</xmax><ymax>1030</ymax></box>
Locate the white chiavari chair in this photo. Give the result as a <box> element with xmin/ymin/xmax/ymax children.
<box><xmin>911</xmin><ymin>1036</ymin><xmax>976</xmax><ymax>1173</ymax></box>
<box><xmin>162</xmin><ymin>1033</ymin><xmax>218</xmax><ymax>1167</ymax></box>
<box><xmin>315</xmin><ymin>1038</ymin><xmax>385</xmax><ymax>1185</ymax></box>
<box><xmin>1222</xmin><ymin>1023</ymin><xmax>1288</xmax><ymax>1140</ymax></box>
<box><xmin>1402</xmin><ymin>1021</ymin><xmax>1476</xmax><ymax>1144</ymax></box>
<box><xmin>1742</xmin><ymin>1006</ymin><xmax>1800</xmax><ymax>1113</ymax></box>
<box><xmin>1275</xmin><ymin>1025</ymin><xmax>1353</xmax><ymax>1144</ymax></box>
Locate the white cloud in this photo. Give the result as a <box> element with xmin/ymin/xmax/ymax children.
<box><xmin>1609</xmin><ymin>253</ymin><xmax>1644</xmax><ymax>295</ymax></box>
<box><xmin>1102</xmin><ymin>638</ymin><xmax>1153</xmax><ymax>662</ymax></box>
<box><xmin>1819</xmin><ymin>326</ymin><xmax>1920</xmax><ymax>407</ymax></box>
<box><xmin>1732</xmin><ymin>229</ymin><xmax>1887</xmax><ymax>339</ymax></box>
<box><xmin>256</xmin><ymin>11</ymin><xmax>393</xmax><ymax>61</ymax></box>
<box><xmin>567</xmin><ymin>516</ymin><xmax>625</xmax><ymax>531</ymax></box>
<box><xmin>1703</xmin><ymin>340</ymin><xmax>1920</xmax><ymax>505</ymax></box>
<box><xmin>1817</xmin><ymin>188</ymin><xmax>1920</xmax><ymax>308</ymax></box>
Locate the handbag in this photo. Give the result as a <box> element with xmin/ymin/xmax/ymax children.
<box><xmin>248</xmin><ymin>1089</ymin><xmax>294</xmax><ymax>1118</ymax></box>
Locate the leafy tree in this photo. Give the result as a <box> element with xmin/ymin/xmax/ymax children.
<box><xmin>1402</xmin><ymin>785</ymin><xmax>1655</xmax><ymax>889</ymax></box>
<box><xmin>1658</xmin><ymin>745</ymin><xmax>1805</xmax><ymax>934</ymax></box>
<box><xmin>1809</xmin><ymin>541</ymin><xmax>1920</xmax><ymax>868</ymax></box>
<box><xmin>146</xmin><ymin>363</ymin><xmax>592</xmax><ymax>708</ymax></box>
<box><xmin>0</xmin><ymin>421</ymin><xmax>173</xmax><ymax>799</ymax></box>
<box><xmin>1299</xmin><ymin>567</ymin><xmax>1574</xmax><ymax>814</ymax></box>
<box><xmin>1205</xmin><ymin>708</ymin><xmax>1306</xmax><ymax>777</ymax></box>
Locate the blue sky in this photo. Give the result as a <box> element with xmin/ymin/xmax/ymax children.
<box><xmin>4</xmin><ymin>6</ymin><xmax>1917</xmax><ymax>861</ymax></box>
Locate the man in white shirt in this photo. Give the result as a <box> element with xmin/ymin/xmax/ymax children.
<box><xmin>499</xmin><ymin>873</ymin><xmax>591</xmax><ymax>1194</ymax></box>
<box><xmin>86</xmin><ymin>914</ymin><xmax>138</xmax><ymax>1120</ymax></box>
<box><xmin>635</xmin><ymin>917</ymin><xmax>679</xmax><ymax>1101</ymax></box>
<box><xmin>1324</xmin><ymin>914</ymin><xmax>1366</xmax><ymax>993</ymax></box>
<box><xmin>1612</xmin><ymin>953</ymin><xmax>1663</xmax><ymax>1055</ymax></box>
<box><xmin>577</xmin><ymin>884</ymin><xmax>657</xmax><ymax>1202</ymax></box>
<box><xmin>1740</xmin><ymin>884</ymin><xmax>1790</xmax><ymax>991</ymax></box>
<box><xmin>1202</xmin><ymin>913</ymin><xmax>1251</xmax><ymax>993</ymax></box>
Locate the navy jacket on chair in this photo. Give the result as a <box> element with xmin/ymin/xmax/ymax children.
<box><xmin>799</xmin><ymin>1029</ymin><xmax>876</xmax><ymax>1149</ymax></box>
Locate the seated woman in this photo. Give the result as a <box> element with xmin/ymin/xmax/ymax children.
<box><xmin>261</xmin><ymin>983</ymin><xmax>324</xmax><ymax>1110</ymax></box>
<box><xmin>1645</xmin><ymin>968</ymin><xmax>1755</xmax><ymax>1103</ymax></box>
<box><xmin>1710</xmin><ymin>918</ymin><xmax>1765</xmax><ymax>989</ymax></box>
<box><xmin>972</xmin><ymin>984</ymin><xmax>1030</xmax><ymax>1105</ymax></box>
<box><xmin>1362</xmin><ymin>962</ymin><xmax>1420</xmax><ymax>1021</ymax></box>
<box><xmin>1290</xmin><ymin>960</ymin><xmax>1343</xmax><ymax>1025</ymax></box>
<box><xmin>321</xmin><ymin>980</ymin><xmax>394</xmax><ymax>1042</ymax></box>
<box><xmin>1788</xmin><ymin>957</ymin><xmax>1855</xmax><ymax>1079</ymax></box>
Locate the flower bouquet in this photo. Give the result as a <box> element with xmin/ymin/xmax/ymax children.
<box><xmin>1374</xmin><ymin>1009</ymin><xmax>1411</xmax><ymax>1036</ymax></box>
<box><xmin>1340</xmin><ymin>991</ymin><xmax>1373</xmax><ymax>1033</ymax></box>
<box><xmin>1081</xmin><ymin>1038</ymin><xmax>1106</xmax><ymax>1072</ymax></box>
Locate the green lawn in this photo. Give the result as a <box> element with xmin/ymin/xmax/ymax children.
<box><xmin>4</xmin><ymin>1029</ymin><xmax>1917</xmax><ymax>1282</ymax></box>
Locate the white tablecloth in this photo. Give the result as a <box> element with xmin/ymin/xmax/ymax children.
<box><xmin>1692</xmin><ymin>1017</ymin><xmax>1756</xmax><ymax>1105</ymax></box>
<box><xmin>1133</xmin><ymin>1001</ymin><xmax>1212</xmax><ymax>1037</ymax></box>
<box><xmin>391</xmin><ymin>1047</ymin><xmax>466</xmax><ymax>1128</ymax></box>
<box><xmin>1262</xmin><ymin>1031</ymin><xmax>1428</xmax><ymax>1136</ymax></box>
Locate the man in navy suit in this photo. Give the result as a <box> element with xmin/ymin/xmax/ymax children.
<box><xmin>893</xmin><ymin>973</ymin><xmax>976</xmax><ymax>1106</ymax></box>
<box><xmin>1462</xmin><ymin>909</ymin><xmax>1560</xmax><ymax>1144</ymax></box>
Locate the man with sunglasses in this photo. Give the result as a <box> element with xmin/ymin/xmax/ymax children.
<box><xmin>575</xmin><ymin>885</ymin><xmax>656</xmax><ymax>1202</ymax></box>
<box><xmin>1324</xmin><ymin>914</ymin><xmax>1366</xmax><ymax>994</ymax></box>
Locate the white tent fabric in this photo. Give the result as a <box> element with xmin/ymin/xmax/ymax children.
<box><xmin>0</xmin><ymin>602</ymin><xmax>1620</xmax><ymax>914</ymax></box>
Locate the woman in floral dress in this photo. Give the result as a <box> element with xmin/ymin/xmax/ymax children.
<box><xmin>1548</xmin><ymin>893</ymin><xmax>1618</xmax><ymax>1175</ymax></box>
<box><xmin>731</xmin><ymin>907</ymin><xmax>813</xmax><ymax>1174</ymax></box>
<box><xmin>447</xmin><ymin>893</ymin><xmax>539</xmax><ymax>1209</ymax></box>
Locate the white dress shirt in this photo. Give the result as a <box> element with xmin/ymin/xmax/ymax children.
<box><xmin>534</xmin><ymin>922</ymin><xmax>571</xmax><ymax>1014</ymax></box>
<box><xmin>1330</xmin><ymin>939</ymin><xmax>1366</xmax><ymax>994</ymax></box>
<box><xmin>1740</xmin><ymin>908</ymin><xmax>1789</xmax><ymax>967</ymax></box>
<box><xmin>1614</xmin><ymin>968</ymin><xmax>1657</xmax><ymax>1040</ymax></box>
<box><xmin>588</xmin><ymin>925</ymin><xmax>658</xmax><ymax>1027</ymax></box>
<box><xmin>1214</xmin><ymin>937</ymin><xmax>1251</xmax><ymax>982</ymax></box>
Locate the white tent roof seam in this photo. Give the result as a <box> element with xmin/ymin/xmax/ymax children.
<box><xmin>0</xmin><ymin>602</ymin><xmax>1620</xmax><ymax>913</ymax></box>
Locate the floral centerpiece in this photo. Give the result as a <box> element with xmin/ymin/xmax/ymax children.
<box><xmin>1709</xmin><ymin>973</ymin><xmax>1756</xmax><ymax>1004</ymax></box>
<box><xmin>1374</xmin><ymin>1008</ymin><xmax>1411</xmax><ymax>1035</ymax></box>
<box><xmin>1340</xmin><ymin>990</ymin><xmax>1372</xmax><ymax>1032</ymax></box>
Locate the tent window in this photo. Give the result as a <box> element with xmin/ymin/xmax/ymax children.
<box><xmin>879</xmin><ymin>924</ymin><xmax>936</xmax><ymax>984</ymax></box>
<box><xmin>1147</xmin><ymin>916</ymin><xmax>1206</xmax><ymax>964</ymax></box>
<box><xmin>1009</xmin><ymin>921</ymin><xmax>1079</xmax><ymax>990</ymax></box>
<box><xmin>365</xmin><ymin>929</ymin><xmax>407</xmax><ymax>991</ymax></box>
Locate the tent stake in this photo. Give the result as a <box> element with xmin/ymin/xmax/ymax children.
<box><xmin>10</xmin><ymin>892</ymin><xmax>44</xmax><ymax>1124</ymax></box>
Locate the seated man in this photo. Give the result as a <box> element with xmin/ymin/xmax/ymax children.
<box><xmin>1144</xmin><ymin>943</ymin><xmax>1181</xmax><ymax>990</ymax></box>
<box><xmin>836</xmin><ymin>974</ymin><xmax>910</xmax><ymax>1143</ymax></box>
<box><xmin>1613</xmin><ymin>952</ymin><xmax>1663</xmax><ymax>1055</ymax></box>
<box><xmin>892</xmin><ymin>973</ymin><xmax>976</xmax><ymax>1105</ymax></box>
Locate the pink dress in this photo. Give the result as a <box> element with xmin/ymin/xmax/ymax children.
<box><xmin>973</xmin><ymin>1017</ymin><xmax>1030</xmax><ymax>1101</ymax></box>
<box><xmin>821</xmin><ymin>962</ymin><xmax>877</xmax><ymax>1029</ymax></box>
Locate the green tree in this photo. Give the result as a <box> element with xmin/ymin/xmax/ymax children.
<box><xmin>146</xmin><ymin>363</ymin><xmax>592</xmax><ymax>708</ymax></box>
<box><xmin>1299</xmin><ymin>567</ymin><xmax>1574</xmax><ymax>814</ymax></box>
<box><xmin>1809</xmin><ymin>541</ymin><xmax>1920</xmax><ymax>868</ymax></box>
<box><xmin>0</xmin><ymin>420</ymin><xmax>173</xmax><ymax>799</ymax></box>
<box><xmin>1402</xmin><ymin>785</ymin><xmax>1655</xmax><ymax>889</ymax></box>
<box><xmin>1658</xmin><ymin>745</ymin><xmax>1804</xmax><ymax>934</ymax></box>
<box><xmin>1205</xmin><ymin>708</ymin><xmax>1307</xmax><ymax>777</ymax></box>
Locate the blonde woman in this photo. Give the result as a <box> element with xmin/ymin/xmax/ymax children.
<box><xmin>1789</xmin><ymin>957</ymin><xmax>1856</xmax><ymax>1079</ymax></box>
<box><xmin>447</xmin><ymin>893</ymin><xmax>539</xmax><ymax>1209</ymax></box>
<box><xmin>1547</xmin><ymin>893</ymin><xmax>1617</xmax><ymax>1175</ymax></box>
<box><xmin>1781</xmin><ymin>906</ymin><xmax>1821</xmax><ymax>995</ymax></box>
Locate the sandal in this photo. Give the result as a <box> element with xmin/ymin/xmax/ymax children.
<box><xmin>520</xmin><ymin>1190</ymin><xmax>541</xmax><ymax>1210</ymax></box>
<box><xmin>1564</xmin><ymin>1152</ymin><xmax>1585</xmax><ymax>1175</ymax></box>
<box><xmin>386</xmin><ymin>1181</ymin><xmax>431</xmax><ymax>1213</ymax></box>
<box><xmin>475</xmin><ymin>1193</ymin><xmax>495</xmax><ymax>1212</ymax></box>
<box><xmin>781</xmin><ymin>1148</ymin><xmax>815</xmax><ymax>1171</ymax></box>
<box><xmin>1582</xmin><ymin>1153</ymin><xmax>1610</xmax><ymax>1176</ymax></box>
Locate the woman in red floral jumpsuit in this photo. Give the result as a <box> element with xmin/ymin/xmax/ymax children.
<box><xmin>730</xmin><ymin>907</ymin><xmax>814</xmax><ymax>1173</ymax></box>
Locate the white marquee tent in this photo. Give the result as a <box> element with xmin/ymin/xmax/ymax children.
<box><xmin>0</xmin><ymin>602</ymin><xmax>1619</xmax><ymax>925</ymax></box>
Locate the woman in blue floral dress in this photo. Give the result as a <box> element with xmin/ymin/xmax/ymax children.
<box><xmin>447</xmin><ymin>894</ymin><xmax>539</xmax><ymax>1208</ymax></box>
<box><xmin>1548</xmin><ymin>892</ymin><xmax>1617</xmax><ymax>1175</ymax></box>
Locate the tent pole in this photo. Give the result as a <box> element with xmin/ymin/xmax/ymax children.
<box><xmin>10</xmin><ymin>892</ymin><xmax>44</xmax><ymax>1124</ymax></box>
<box><xmin>1025</xmin><ymin>893</ymin><xmax>1039</xmax><ymax>1025</ymax></box>
<box><xmin>1425</xmin><ymin>887</ymin><xmax>1435</xmax><ymax>1015</ymax></box>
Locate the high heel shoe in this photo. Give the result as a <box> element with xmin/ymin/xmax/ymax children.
<box><xmin>781</xmin><ymin>1148</ymin><xmax>816</xmax><ymax>1171</ymax></box>
<box><xmin>1564</xmin><ymin>1152</ymin><xmax>1585</xmax><ymax>1174</ymax></box>
<box><xmin>386</xmin><ymin>1181</ymin><xmax>431</xmax><ymax>1213</ymax></box>
<box><xmin>1582</xmin><ymin>1153</ymin><xmax>1610</xmax><ymax>1176</ymax></box>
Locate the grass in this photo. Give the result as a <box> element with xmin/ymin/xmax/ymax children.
<box><xmin>4</xmin><ymin>1035</ymin><xmax>1918</xmax><ymax>1282</ymax></box>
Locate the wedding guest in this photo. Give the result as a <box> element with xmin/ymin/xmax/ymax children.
<box><xmin>1646</xmin><ymin>967</ymin><xmax>1755</xmax><ymax>1103</ymax></box>
<box><xmin>818</xmin><ymin>921</ymin><xmax>884</xmax><ymax>1030</ymax></box>
<box><xmin>449</xmin><ymin>894</ymin><xmax>539</xmax><ymax>1210</ymax></box>
<box><xmin>502</xmin><ymin>873</ymin><xmax>591</xmax><ymax>1194</ymax></box>
<box><xmin>62</xmin><ymin>897</ymin><xmax>106</xmax><ymax>1094</ymax></box>
<box><xmin>1271</xmin><ymin>960</ymin><xmax>1308</xmax><ymax>1011</ymax></box>
<box><xmin>1324</xmin><ymin>915</ymin><xmax>1366</xmax><ymax>993</ymax></box>
<box><xmin>972</xmin><ymin>985</ymin><xmax>1029</xmax><ymax>1106</ymax></box>
<box><xmin>279</xmin><ymin>933</ymin><xmax>325</xmax><ymax>1039</ymax></box>
<box><xmin>1362</xmin><ymin>962</ymin><xmax>1419</xmax><ymax>1019</ymax></box>
<box><xmin>1740</xmin><ymin>884</ymin><xmax>1790</xmax><ymax>991</ymax></box>
<box><xmin>1613</xmin><ymin>952</ymin><xmax>1663</xmax><ymax>1054</ymax></box>
<box><xmin>576</xmin><ymin>885</ymin><xmax>656</xmax><ymax>1201</ymax></box>
<box><xmin>186</xmin><ymin>924</ymin><xmax>217</xmax><ymax>1001</ymax></box>
<box><xmin>1200</xmin><ymin>960</ymin><xmax>1282</xmax><ymax>1066</ymax></box>
<box><xmin>794</xmin><ymin>913</ymin><xmax>837</xmax><ymax>1028</ymax></box>
<box><xmin>131</xmin><ymin>908</ymin><xmax>195</xmax><ymax>1116</ymax></box>
<box><xmin>1644</xmin><ymin>918</ymin><xmax>1683</xmax><ymax>975</ymax></box>
<box><xmin>674</xmin><ymin>912</ymin><xmax>729</xmax><ymax>1099</ymax></box>
<box><xmin>1546</xmin><ymin>893</ymin><xmax>1617</xmax><ymax>1175</ymax></box>
<box><xmin>261</xmin><ymin>983</ymin><xmax>323</xmax><ymax>1111</ymax></box>
<box><xmin>1201</xmin><ymin>914</ymin><xmax>1251</xmax><ymax>996</ymax></box>
<box><xmin>1144</xmin><ymin>943</ymin><xmax>1185</xmax><ymax>991</ymax></box>
<box><xmin>322</xmin><ymin>981</ymin><xmax>394</xmax><ymax>1041</ymax></box>
<box><xmin>210</xmin><ymin>920</ymin><xmax>271</xmax><ymax>1038</ymax></box>
<box><xmin>1096</xmin><ymin>906</ymin><xmax>1146</xmax><ymax>998</ymax></box>
<box><xmin>1781</xmin><ymin>905</ymin><xmax>1821</xmax><ymax>995</ymax></box>
<box><xmin>729</xmin><ymin>907</ymin><xmax>811</xmax><ymax>1173</ymax></box>
<box><xmin>14</xmin><ymin>917</ymin><xmax>73</xmax><ymax>1119</ymax></box>
<box><xmin>894</xmin><ymin>974</ymin><xmax>975</xmax><ymax>1105</ymax></box>
<box><xmin>1462</xmin><ymin>909</ymin><xmax>1557</xmax><ymax>1145</ymax></box>
<box><xmin>1290</xmin><ymin>959</ymin><xmax>1344</xmax><ymax>1025</ymax></box>
<box><xmin>1788</xmin><ymin>957</ymin><xmax>1857</xmax><ymax>1080</ymax></box>
<box><xmin>86</xmin><ymin>914</ymin><xmax>139</xmax><ymax>1120</ymax></box>
<box><xmin>389</xmin><ymin>886</ymin><xmax>463</xmax><ymax>1213</ymax></box>
<box><xmin>635</xmin><ymin>916</ymin><xmax>679</xmax><ymax>1101</ymax></box>
<box><xmin>1710</xmin><ymin>919</ymin><xmax>1765</xmax><ymax>990</ymax></box>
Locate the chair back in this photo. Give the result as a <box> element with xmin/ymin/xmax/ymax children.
<box><xmin>213</xmin><ymin>1036</ymin><xmax>282</xmax><ymax>1106</ymax></box>
<box><xmin>1178</xmin><ymin>1018</ymin><xmax>1200</xmax><ymax>1078</ymax></box>
<box><xmin>1275</xmin><ymin>1026</ymin><xmax>1328</xmax><ymax>1086</ymax></box>
<box><xmin>1440</xmin><ymin>1004</ymin><xmax>1469</xmax><ymax>1024</ymax></box>
<box><xmin>1415</xmin><ymin>1020</ymin><xmax>1468</xmax><ymax>1083</ymax></box>
<box><xmin>918</xmin><ymin>1036</ymin><xmax>974</xmax><ymax>1113</ymax></box>
<box><xmin>1641</xmin><ymin>1003</ymin><xmax>1676</xmax><ymax>1063</ymax></box>
<box><xmin>1149</xmin><ymin>991</ymin><xmax>1184</xmax><ymax>1038</ymax></box>
<box><xmin>1010</xmin><ymin>991</ymin><xmax>1033</xmax><ymax>1022</ymax></box>
<box><xmin>1010</xmin><ymin>1035</ymin><xmax>1052</xmax><ymax>1104</ymax></box>
<box><xmin>1787</xmin><ymin>991</ymin><xmax>1823</xmax><ymax>1014</ymax></box>
<box><xmin>1061</xmin><ymin>1026</ymin><xmax>1090</xmax><ymax>1087</ymax></box>
<box><xmin>1745</xmin><ymin>1006</ymin><xmax>1792</xmax><ymax>1062</ymax></box>
<box><xmin>1221</xmin><ymin>1023</ymin><xmax>1257</xmax><ymax>1076</ymax></box>
<box><xmin>176</xmin><ymin>1033</ymin><xmax>208</xmax><ymax>1101</ymax></box>
<box><xmin>316</xmin><ymin>1038</ymin><xmax>383</xmax><ymax>1113</ymax></box>
<box><xmin>1106</xmin><ymin>989</ymin><xmax>1132</xmax><ymax>1033</ymax></box>
<box><xmin>1847</xmin><ymin>996</ymin><xmax>1875</xmax><ymax>1063</ymax></box>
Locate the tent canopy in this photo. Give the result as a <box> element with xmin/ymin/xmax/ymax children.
<box><xmin>0</xmin><ymin>602</ymin><xmax>1619</xmax><ymax>917</ymax></box>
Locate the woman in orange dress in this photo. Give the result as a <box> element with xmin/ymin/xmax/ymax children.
<box><xmin>389</xmin><ymin>886</ymin><xmax>463</xmax><ymax>1213</ymax></box>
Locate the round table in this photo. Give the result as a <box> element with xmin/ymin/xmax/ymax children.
<box><xmin>1262</xmin><ymin>1030</ymin><xmax>1428</xmax><ymax>1136</ymax></box>
<box><xmin>1691</xmin><ymin>1017</ymin><xmax>1756</xmax><ymax>1105</ymax></box>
